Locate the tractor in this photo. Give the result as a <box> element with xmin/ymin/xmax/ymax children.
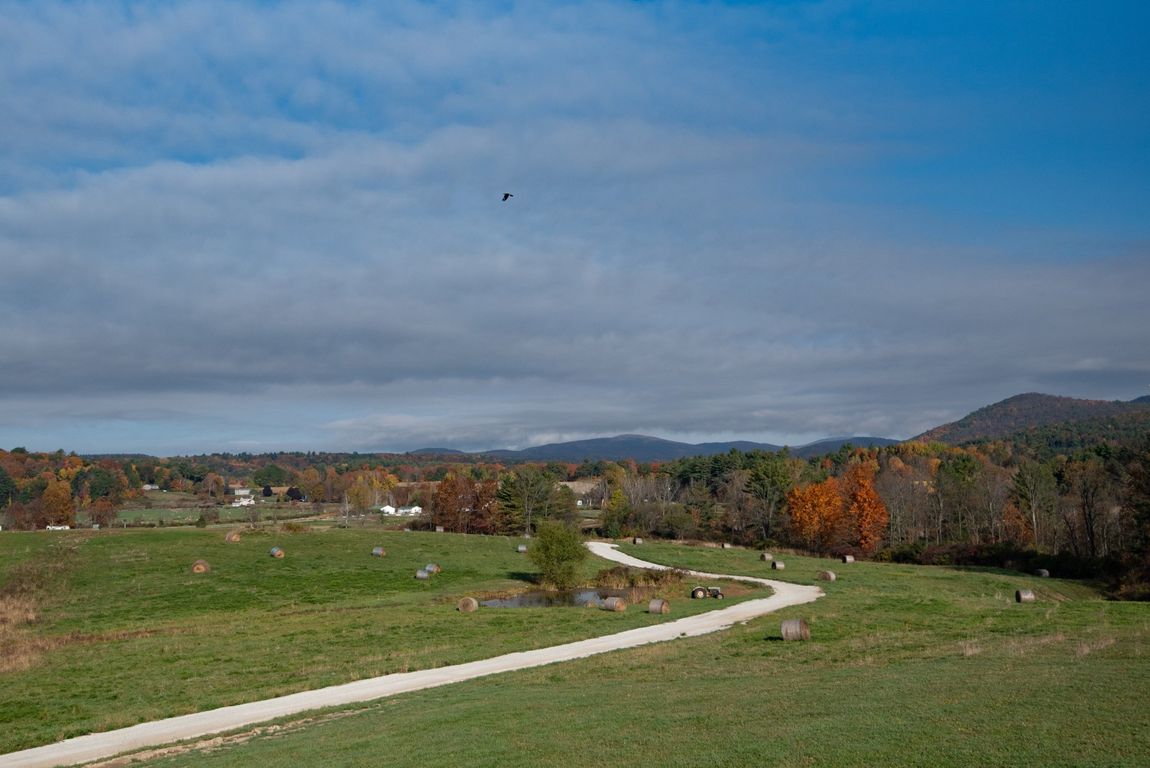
<box><xmin>690</xmin><ymin>585</ymin><xmax>724</xmax><ymax>599</ymax></box>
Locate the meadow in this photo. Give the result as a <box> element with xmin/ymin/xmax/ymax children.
<box><xmin>117</xmin><ymin>541</ymin><xmax>1149</xmax><ymax>768</ymax></box>
<box><xmin>0</xmin><ymin>527</ymin><xmax>749</xmax><ymax>754</ymax></box>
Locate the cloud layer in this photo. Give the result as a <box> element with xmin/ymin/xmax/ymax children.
<box><xmin>1</xmin><ymin>1</ymin><xmax>1148</xmax><ymax>455</ymax></box>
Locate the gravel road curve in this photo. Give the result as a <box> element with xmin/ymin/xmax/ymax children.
<box><xmin>1</xmin><ymin>542</ymin><xmax>821</xmax><ymax>768</ymax></box>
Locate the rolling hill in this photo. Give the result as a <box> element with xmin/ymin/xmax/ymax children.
<box><xmin>914</xmin><ymin>393</ymin><xmax>1150</xmax><ymax>446</ymax></box>
<box><xmin>472</xmin><ymin>434</ymin><xmax>898</xmax><ymax>463</ymax></box>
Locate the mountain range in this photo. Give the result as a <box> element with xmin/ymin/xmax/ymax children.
<box><xmin>410</xmin><ymin>392</ymin><xmax>1150</xmax><ymax>463</ymax></box>
<box><xmin>411</xmin><ymin>434</ymin><xmax>900</xmax><ymax>463</ymax></box>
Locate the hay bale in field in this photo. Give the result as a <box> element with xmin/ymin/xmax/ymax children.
<box><xmin>780</xmin><ymin>618</ymin><xmax>810</xmax><ymax>641</ymax></box>
<box><xmin>816</xmin><ymin>570</ymin><xmax>836</xmax><ymax>582</ymax></box>
<box><xmin>760</xmin><ymin>552</ymin><xmax>773</xmax><ymax>562</ymax></box>
<box><xmin>647</xmin><ymin>598</ymin><xmax>671</xmax><ymax>615</ymax></box>
<box><xmin>517</xmin><ymin>544</ymin><xmax>528</xmax><ymax>553</ymax></box>
<box><xmin>224</xmin><ymin>530</ymin><xmax>241</xmax><ymax>543</ymax></box>
<box><xmin>425</xmin><ymin>563</ymin><xmax>442</xmax><ymax>574</ymax></box>
<box><xmin>721</xmin><ymin>542</ymin><xmax>733</xmax><ymax>549</ymax></box>
<box><xmin>457</xmin><ymin>597</ymin><xmax>479</xmax><ymax>613</ymax></box>
<box><xmin>771</xmin><ymin>561</ymin><xmax>785</xmax><ymax>570</ymax></box>
<box><xmin>841</xmin><ymin>555</ymin><xmax>855</xmax><ymax>564</ymax></box>
<box><xmin>1016</xmin><ymin>589</ymin><xmax>1036</xmax><ymax>603</ymax></box>
<box><xmin>415</xmin><ymin>569</ymin><xmax>430</xmax><ymax>580</ymax></box>
<box><xmin>632</xmin><ymin>537</ymin><xmax>644</xmax><ymax>545</ymax></box>
<box><xmin>191</xmin><ymin>559</ymin><xmax>211</xmax><ymax>574</ymax></box>
<box><xmin>435</xmin><ymin>525</ymin><xmax>445</xmax><ymax>533</ymax></box>
<box><xmin>371</xmin><ymin>546</ymin><xmax>386</xmax><ymax>558</ymax></box>
<box><xmin>1035</xmin><ymin>568</ymin><xmax>1050</xmax><ymax>578</ymax></box>
<box><xmin>601</xmin><ymin>597</ymin><xmax>627</xmax><ymax>612</ymax></box>
<box><xmin>269</xmin><ymin>546</ymin><xmax>285</xmax><ymax>559</ymax></box>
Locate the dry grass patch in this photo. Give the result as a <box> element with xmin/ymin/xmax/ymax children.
<box><xmin>1076</xmin><ymin>635</ymin><xmax>1117</xmax><ymax>658</ymax></box>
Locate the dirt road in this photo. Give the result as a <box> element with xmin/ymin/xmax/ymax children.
<box><xmin>1</xmin><ymin>542</ymin><xmax>820</xmax><ymax>768</ymax></box>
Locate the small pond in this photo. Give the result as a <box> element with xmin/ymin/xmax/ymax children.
<box><xmin>481</xmin><ymin>588</ymin><xmax>655</xmax><ymax>608</ymax></box>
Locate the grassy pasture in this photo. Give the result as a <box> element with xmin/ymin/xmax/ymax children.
<box><xmin>125</xmin><ymin>542</ymin><xmax>1149</xmax><ymax>768</ymax></box>
<box><xmin>0</xmin><ymin>529</ymin><xmax>753</xmax><ymax>754</ymax></box>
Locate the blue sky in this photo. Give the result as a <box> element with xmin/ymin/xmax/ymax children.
<box><xmin>1</xmin><ymin>1</ymin><xmax>1147</xmax><ymax>455</ymax></box>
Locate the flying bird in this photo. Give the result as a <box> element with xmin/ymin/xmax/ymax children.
<box><xmin>502</xmin><ymin>193</ymin><xmax>513</xmax><ymax>201</ymax></box>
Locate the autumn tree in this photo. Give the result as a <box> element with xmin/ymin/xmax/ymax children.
<box><xmin>346</xmin><ymin>469</ymin><xmax>398</xmax><ymax>514</ymax></box>
<box><xmin>88</xmin><ymin>498</ymin><xmax>119</xmax><ymax>528</ymax></box>
<box><xmin>202</xmin><ymin>473</ymin><xmax>225</xmax><ymax>498</ymax></box>
<box><xmin>298</xmin><ymin>468</ymin><xmax>325</xmax><ymax>507</ymax></box>
<box><xmin>433</xmin><ymin>472</ymin><xmax>503</xmax><ymax>534</ymax></box>
<box><xmin>786</xmin><ymin>477</ymin><xmax>844</xmax><ymax>553</ymax></box>
<box><xmin>841</xmin><ymin>463</ymin><xmax>888</xmax><ymax>554</ymax></box>
<box><xmin>41</xmin><ymin>477</ymin><xmax>75</xmax><ymax>527</ymax></box>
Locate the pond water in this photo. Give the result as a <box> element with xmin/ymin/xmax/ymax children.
<box><xmin>480</xmin><ymin>588</ymin><xmax>652</xmax><ymax>608</ymax></box>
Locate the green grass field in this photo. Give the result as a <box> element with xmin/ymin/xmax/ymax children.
<box><xmin>0</xmin><ymin>528</ymin><xmax>751</xmax><ymax>754</ymax></box>
<box><xmin>122</xmin><ymin>541</ymin><xmax>1149</xmax><ymax>768</ymax></box>
<box><xmin>2</xmin><ymin>534</ymin><xmax>1148</xmax><ymax>765</ymax></box>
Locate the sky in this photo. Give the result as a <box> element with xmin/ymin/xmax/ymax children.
<box><xmin>1</xmin><ymin>1</ymin><xmax>1148</xmax><ymax>456</ymax></box>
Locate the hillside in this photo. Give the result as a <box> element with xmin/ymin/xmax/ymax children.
<box><xmin>478</xmin><ymin>434</ymin><xmax>898</xmax><ymax>463</ymax></box>
<box><xmin>479</xmin><ymin>434</ymin><xmax>780</xmax><ymax>463</ymax></box>
<box><xmin>915</xmin><ymin>393</ymin><xmax>1150</xmax><ymax>446</ymax></box>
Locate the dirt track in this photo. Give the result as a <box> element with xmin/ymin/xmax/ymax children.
<box><xmin>0</xmin><ymin>542</ymin><xmax>821</xmax><ymax>768</ymax></box>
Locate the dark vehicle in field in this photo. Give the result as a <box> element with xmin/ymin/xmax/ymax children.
<box><xmin>690</xmin><ymin>585</ymin><xmax>724</xmax><ymax>599</ymax></box>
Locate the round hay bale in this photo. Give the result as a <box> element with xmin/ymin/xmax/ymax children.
<box><xmin>771</xmin><ymin>561</ymin><xmax>786</xmax><ymax>570</ymax></box>
<box><xmin>721</xmin><ymin>542</ymin><xmax>733</xmax><ymax>549</ymax></box>
<box><xmin>841</xmin><ymin>555</ymin><xmax>855</xmax><ymax>564</ymax></box>
<box><xmin>415</xmin><ymin>569</ymin><xmax>430</xmax><ymax>580</ymax></box>
<box><xmin>760</xmin><ymin>552</ymin><xmax>773</xmax><ymax>562</ymax></box>
<box><xmin>269</xmin><ymin>546</ymin><xmax>285</xmax><ymax>559</ymax></box>
<box><xmin>191</xmin><ymin>559</ymin><xmax>211</xmax><ymax>574</ymax></box>
<box><xmin>601</xmin><ymin>596</ymin><xmax>627</xmax><ymax>612</ymax></box>
<box><xmin>1016</xmin><ymin>589</ymin><xmax>1036</xmax><ymax>603</ymax></box>
<box><xmin>457</xmin><ymin>597</ymin><xmax>479</xmax><ymax>613</ymax></box>
<box><xmin>516</xmin><ymin>544</ymin><xmax>528</xmax><ymax>553</ymax></box>
<box><xmin>435</xmin><ymin>525</ymin><xmax>445</xmax><ymax>533</ymax></box>
<box><xmin>1035</xmin><ymin>568</ymin><xmax>1050</xmax><ymax>578</ymax></box>
<box><xmin>816</xmin><ymin>570</ymin><xmax>836</xmax><ymax>581</ymax></box>
<box><xmin>425</xmin><ymin>563</ymin><xmax>442</xmax><ymax>574</ymax></box>
<box><xmin>648</xmin><ymin>598</ymin><xmax>671</xmax><ymax>615</ymax></box>
<box><xmin>781</xmin><ymin>618</ymin><xmax>810</xmax><ymax>641</ymax></box>
<box><xmin>371</xmin><ymin>546</ymin><xmax>386</xmax><ymax>558</ymax></box>
<box><xmin>632</xmin><ymin>537</ymin><xmax>644</xmax><ymax>545</ymax></box>
<box><xmin>224</xmin><ymin>530</ymin><xmax>241</xmax><ymax>543</ymax></box>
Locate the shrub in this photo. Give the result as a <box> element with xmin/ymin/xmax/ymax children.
<box><xmin>528</xmin><ymin>521</ymin><xmax>587</xmax><ymax>589</ymax></box>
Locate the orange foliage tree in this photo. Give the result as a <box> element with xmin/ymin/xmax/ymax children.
<box><xmin>787</xmin><ymin>463</ymin><xmax>890</xmax><ymax>555</ymax></box>
<box><xmin>787</xmin><ymin>477</ymin><xmax>844</xmax><ymax>552</ymax></box>
<box><xmin>41</xmin><ymin>477</ymin><xmax>75</xmax><ymax>527</ymax></box>
<box><xmin>842</xmin><ymin>463</ymin><xmax>888</xmax><ymax>554</ymax></box>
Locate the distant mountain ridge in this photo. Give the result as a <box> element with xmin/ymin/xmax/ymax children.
<box><xmin>914</xmin><ymin>393</ymin><xmax>1150</xmax><ymax>445</ymax></box>
<box><xmin>408</xmin><ymin>433</ymin><xmax>899</xmax><ymax>463</ymax></box>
